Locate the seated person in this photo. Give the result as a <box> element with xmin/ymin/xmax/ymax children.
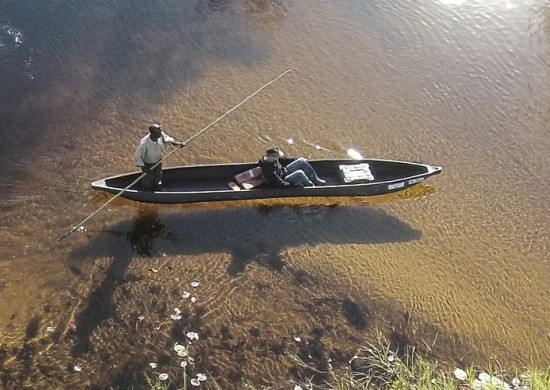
<box><xmin>258</xmin><ymin>147</ymin><xmax>326</xmax><ymax>188</ymax></box>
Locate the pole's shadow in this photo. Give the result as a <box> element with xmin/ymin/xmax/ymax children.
<box><xmin>68</xmin><ymin>204</ymin><xmax>421</xmax><ymax>356</ymax></box>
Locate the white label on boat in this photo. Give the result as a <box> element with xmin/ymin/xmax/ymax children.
<box><xmin>408</xmin><ymin>177</ymin><xmax>424</xmax><ymax>185</ymax></box>
<box><xmin>388</xmin><ymin>181</ymin><xmax>405</xmax><ymax>190</ymax></box>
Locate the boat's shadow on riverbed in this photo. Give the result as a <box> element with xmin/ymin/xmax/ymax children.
<box><xmin>68</xmin><ymin>204</ymin><xmax>421</xmax><ymax>357</ymax></box>
<box><xmin>73</xmin><ymin>203</ymin><xmax>422</xmax><ymax>275</ymax></box>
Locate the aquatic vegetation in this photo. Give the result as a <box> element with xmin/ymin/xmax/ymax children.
<box><xmin>140</xmin><ymin>321</ymin><xmax>550</xmax><ymax>390</ymax></box>
<box><xmin>278</xmin><ymin>333</ymin><xmax>550</xmax><ymax>390</ymax></box>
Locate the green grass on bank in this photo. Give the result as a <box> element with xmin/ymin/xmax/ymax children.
<box><xmin>143</xmin><ymin>331</ymin><xmax>550</xmax><ymax>390</ymax></box>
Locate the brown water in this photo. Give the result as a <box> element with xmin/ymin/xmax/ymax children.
<box><xmin>1</xmin><ymin>0</ymin><xmax>549</xmax><ymax>388</ymax></box>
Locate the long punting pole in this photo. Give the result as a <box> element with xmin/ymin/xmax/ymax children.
<box><xmin>58</xmin><ymin>69</ymin><xmax>293</xmax><ymax>241</ymax></box>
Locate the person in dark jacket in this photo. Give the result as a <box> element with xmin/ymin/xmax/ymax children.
<box><xmin>258</xmin><ymin>147</ymin><xmax>326</xmax><ymax>188</ymax></box>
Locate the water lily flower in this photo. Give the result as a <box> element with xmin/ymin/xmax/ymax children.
<box><xmin>196</xmin><ymin>373</ymin><xmax>207</xmax><ymax>381</ymax></box>
<box><xmin>174</xmin><ymin>343</ymin><xmax>186</xmax><ymax>353</ymax></box>
<box><xmin>454</xmin><ymin>368</ymin><xmax>467</xmax><ymax>381</ymax></box>
<box><xmin>479</xmin><ymin>372</ymin><xmax>491</xmax><ymax>382</ymax></box>
<box><xmin>190</xmin><ymin>378</ymin><xmax>200</xmax><ymax>386</ymax></box>
<box><xmin>186</xmin><ymin>331</ymin><xmax>199</xmax><ymax>341</ymax></box>
<box><xmin>158</xmin><ymin>373</ymin><xmax>169</xmax><ymax>381</ymax></box>
<box><xmin>191</xmin><ymin>281</ymin><xmax>200</xmax><ymax>288</ymax></box>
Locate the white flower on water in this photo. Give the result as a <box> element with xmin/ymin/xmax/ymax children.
<box><xmin>293</xmin><ymin>336</ymin><xmax>301</xmax><ymax>342</ymax></box>
<box><xmin>149</xmin><ymin>362</ymin><xmax>157</xmax><ymax>369</ymax></box>
<box><xmin>174</xmin><ymin>343</ymin><xmax>186</xmax><ymax>352</ymax></box>
<box><xmin>191</xmin><ymin>281</ymin><xmax>200</xmax><ymax>288</ymax></box>
<box><xmin>190</xmin><ymin>378</ymin><xmax>200</xmax><ymax>386</ymax></box>
<box><xmin>473</xmin><ymin>379</ymin><xmax>484</xmax><ymax>390</ymax></box>
<box><xmin>180</xmin><ymin>361</ymin><xmax>188</xmax><ymax>368</ymax></box>
<box><xmin>173</xmin><ymin>343</ymin><xmax>185</xmax><ymax>353</ymax></box>
<box><xmin>182</xmin><ymin>291</ymin><xmax>191</xmax><ymax>299</ymax></box>
<box><xmin>454</xmin><ymin>368</ymin><xmax>468</xmax><ymax>381</ymax></box>
<box><xmin>171</xmin><ymin>307</ymin><xmax>182</xmax><ymax>320</ymax></box>
<box><xmin>73</xmin><ymin>365</ymin><xmax>82</xmax><ymax>372</ymax></box>
<box><xmin>178</xmin><ymin>349</ymin><xmax>188</xmax><ymax>357</ymax></box>
<box><xmin>479</xmin><ymin>372</ymin><xmax>491</xmax><ymax>383</ymax></box>
<box><xmin>196</xmin><ymin>373</ymin><xmax>207</xmax><ymax>381</ymax></box>
<box><xmin>187</xmin><ymin>331</ymin><xmax>199</xmax><ymax>341</ymax></box>
<box><xmin>191</xmin><ymin>296</ymin><xmax>197</xmax><ymax>303</ymax></box>
<box><xmin>158</xmin><ymin>373</ymin><xmax>169</xmax><ymax>381</ymax></box>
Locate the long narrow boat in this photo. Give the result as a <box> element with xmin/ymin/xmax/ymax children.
<box><xmin>91</xmin><ymin>159</ymin><xmax>442</xmax><ymax>204</ymax></box>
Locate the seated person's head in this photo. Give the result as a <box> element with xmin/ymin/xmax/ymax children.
<box><xmin>265</xmin><ymin>147</ymin><xmax>283</xmax><ymax>161</ymax></box>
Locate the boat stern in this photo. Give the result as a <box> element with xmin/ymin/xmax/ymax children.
<box><xmin>91</xmin><ymin>178</ymin><xmax>107</xmax><ymax>190</ymax></box>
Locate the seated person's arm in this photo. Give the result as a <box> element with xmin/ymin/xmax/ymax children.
<box><xmin>261</xmin><ymin>167</ymin><xmax>293</xmax><ymax>188</ymax></box>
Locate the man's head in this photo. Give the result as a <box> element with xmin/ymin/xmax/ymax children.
<box><xmin>149</xmin><ymin>123</ymin><xmax>162</xmax><ymax>141</ymax></box>
<box><xmin>265</xmin><ymin>147</ymin><xmax>283</xmax><ymax>158</ymax></box>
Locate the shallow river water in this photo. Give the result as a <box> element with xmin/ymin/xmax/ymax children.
<box><xmin>1</xmin><ymin>0</ymin><xmax>549</xmax><ymax>388</ymax></box>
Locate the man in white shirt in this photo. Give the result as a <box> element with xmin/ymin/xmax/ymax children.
<box><xmin>134</xmin><ymin>123</ymin><xmax>184</xmax><ymax>191</ymax></box>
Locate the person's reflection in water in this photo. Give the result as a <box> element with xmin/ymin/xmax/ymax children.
<box><xmin>127</xmin><ymin>206</ymin><xmax>166</xmax><ymax>256</ymax></box>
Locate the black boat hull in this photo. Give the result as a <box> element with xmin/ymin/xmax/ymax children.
<box><xmin>91</xmin><ymin>159</ymin><xmax>442</xmax><ymax>204</ymax></box>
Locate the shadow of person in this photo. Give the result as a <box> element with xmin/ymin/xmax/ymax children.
<box><xmin>70</xmin><ymin>206</ymin><xmax>165</xmax><ymax>356</ymax></box>
<box><xmin>68</xmin><ymin>204</ymin><xmax>421</xmax><ymax>356</ymax></box>
<box><xmin>127</xmin><ymin>206</ymin><xmax>167</xmax><ymax>257</ymax></box>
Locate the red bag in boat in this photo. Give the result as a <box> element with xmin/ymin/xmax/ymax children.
<box><xmin>228</xmin><ymin>167</ymin><xmax>266</xmax><ymax>190</ymax></box>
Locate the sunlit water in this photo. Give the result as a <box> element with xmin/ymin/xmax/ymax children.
<box><xmin>1</xmin><ymin>0</ymin><xmax>549</xmax><ymax>388</ymax></box>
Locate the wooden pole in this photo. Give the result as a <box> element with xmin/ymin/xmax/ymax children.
<box><xmin>58</xmin><ymin>69</ymin><xmax>293</xmax><ymax>241</ymax></box>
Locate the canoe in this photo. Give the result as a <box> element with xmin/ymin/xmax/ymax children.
<box><xmin>91</xmin><ymin>159</ymin><xmax>442</xmax><ymax>204</ymax></box>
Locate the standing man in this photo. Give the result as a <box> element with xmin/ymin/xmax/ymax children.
<box><xmin>134</xmin><ymin>123</ymin><xmax>184</xmax><ymax>191</ymax></box>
